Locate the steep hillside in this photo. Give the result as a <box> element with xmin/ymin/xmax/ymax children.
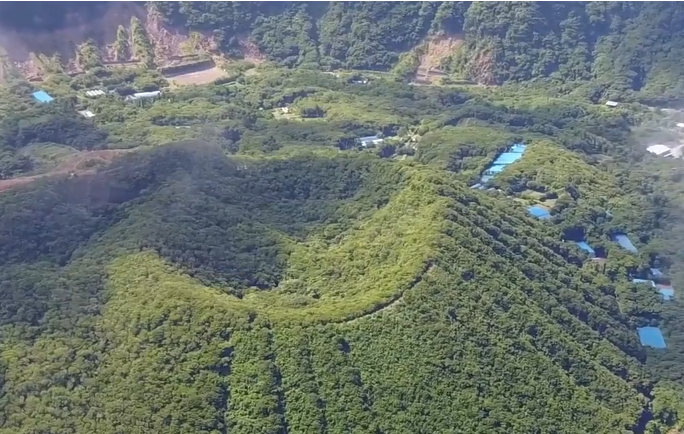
<box><xmin>3</xmin><ymin>2</ymin><xmax>684</xmax><ymax>100</ymax></box>
<box><xmin>0</xmin><ymin>140</ymin><xmax>680</xmax><ymax>433</ymax></box>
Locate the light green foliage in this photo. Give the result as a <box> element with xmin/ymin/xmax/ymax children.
<box><xmin>0</xmin><ymin>4</ymin><xmax>683</xmax><ymax>429</ymax></box>
<box><xmin>0</xmin><ymin>140</ymin><xmax>666</xmax><ymax>432</ymax></box>
<box><xmin>76</xmin><ymin>39</ymin><xmax>103</xmax><ymax>70</ymax></box>
<box><xmin>113</xmin><ymin>24</ymin><xmax>130</xmax><ymax>61</ymax></box>
<box><xmin>130</xmin><ymin>16</ymin><xmax>155</xmax><ymax>68</ymax></box>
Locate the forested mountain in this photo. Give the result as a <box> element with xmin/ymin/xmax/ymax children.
<box><xmin>0</xmin><ymin>65</ymin><xmax>684</xmax><ymax>432</ymax></box>
<box><xmin>2</xmin><ymin>2</ymin><xmax>684</xmax><ymax>433</ymax></box>
<box><xmin>3</xmin><ymin>2</ymin><xmax>684</xmax><ymax>101</ymax></box>
<box><xmin>0</xmin><ymin>139</ymin><xmax>679</xmax><ymax>434</ymax></box>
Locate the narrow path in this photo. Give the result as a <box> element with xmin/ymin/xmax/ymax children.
<box><xmin>342</xmin><ymin>262</ymin><xmax>435</xmax><ymax>325</ymax></box>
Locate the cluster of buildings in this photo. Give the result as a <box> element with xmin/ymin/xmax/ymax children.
<box><xmin>31</xmin><ymin>87</ymin><xmax>162</xmax><ymax>118</ymax></box>
<box><xmin>564</xmin><ymin>230</ymin><xmax>672</xmax><ymax>350</ymax></box>
<box><xmin>471</xmin><ymin>140</ymin><xmax>673</xmax><ymax>351</ymax></box>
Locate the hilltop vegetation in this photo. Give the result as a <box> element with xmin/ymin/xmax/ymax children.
<box><xmin>1</xmin><ymin>65</ymin><xmax>684</xmax><ymax>432</ymax></box>
<box><xmin>3</xmin><ymin>2</ymin><xmax>684</xmax><ymax>433</ymax></box>
<box><xmin>0</xmin><ymin>139</ymin><xmax>681</xmax><ymax>434</ymax></box>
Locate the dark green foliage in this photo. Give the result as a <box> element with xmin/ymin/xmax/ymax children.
<box><xmin>3</xmin><ymin>2</ymin><xmax>684</xmax><ymax>101</ymax></box>
<box><xmin>1</xmin><ymin>4</ymin><xmax>684</xmax><ymax>429</ymax></box>
<box><xmin>0</xmin><ymin>138</ymin><xmax>681</xmax><ymax>433</ymax></box>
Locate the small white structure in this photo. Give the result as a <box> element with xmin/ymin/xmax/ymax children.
<box><xmin>605</xmin><ymin>101</ymin><xmax>619</xmax><ymax>107</ymax></box>
<box><xmin>125</xmin><ymin>90</ymin><xmax>161</xmax><ymax>101</ymax></box>
<box><xmin>77</xmin><ymin>110</ymin><xmax>95</xmax><ymax>118</ymax></box>
<box><xmin>358</xmin><ymin>135</ymin><xmax>384</xmax><ymax>147</ymax></box>
<box><xmin>676</xmin><ymin>122</ymin><xmax>684</xmax><ymax>128</ymax></box>
<box><xmin>647</xmin><ymin>144</ymin><xmax>671</xmax><ymax>156</ymax></box>
<box><xmin>85</xmin><ymin>89</ymin><xmax>106</xmax><ymax>98</ymax></box>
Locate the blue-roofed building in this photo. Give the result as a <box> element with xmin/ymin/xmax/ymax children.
<box><xmin>528</xmin><ymin>205</ymin><xmax>551</xmax><ymax>219</ymax></box>
<box><xmin>575</xmin><ymin>241</ymin><xmax>595</xmax><ymax>256</ymax></box>
<box><xmin>474</xmin><ymin>143</ymin><xmax>528</xmax><ymax>186</ymax></box>
<box><xmin>612</xmin><ymin>233</ymin><xmax>638</xmax><ymax>253</ymax></box>
<box><xmin>650</xmin><ymin>268</ymin><xmax>664</xmax><ymax>277</ymax></box>
<box><xmin>659</xmin><ymin>287</ymin><xmax>674</xmax><ymax>301</ymax></box>
<box><xmin>492</xmin><ymin>152</ymin><xmax>523</xmax><ymax>165</ymax></box>
<box><xmin>632</xmin><ymin>278</ymin><xmax>656</xmax><ymax>288</ymax></box>
<box><xmin>32</xmin><ymin>90</ymin><xmax>54</xmax><ymax>103</ymax></box>
<box><xmin>485</xmin><ymin>164</ymin><xmax>507</xmax><ymax>175</ymax></box>
<box><xmin>637</xmin><ymin>326</ymin><xmax>667</xmax><ymax>348</ymax></box>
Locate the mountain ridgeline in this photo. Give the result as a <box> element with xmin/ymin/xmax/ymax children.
<box><xmin>3</xmin><ymin>2</ymin><xmax>684</xmax><ymax>101</ymax></box>
<box><xmin>0</xmin><ymin>140</ymin><xmax>679</xmax><ymax>433</ymax></box>
<box><xmin>2</xmin><ymin>2</ymin><xmax>684</xmax><ymax>433</ymax></box>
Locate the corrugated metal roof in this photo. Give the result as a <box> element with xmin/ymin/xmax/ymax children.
<box><xmin>85</xmin><ymin>89</ymin><xmax>106</xmax><ymax>97</ymax></box>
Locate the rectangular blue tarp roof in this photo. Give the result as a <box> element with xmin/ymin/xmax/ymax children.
<box><xmin>32</xmin><ymin>90</ymin><xmax>54</xmax><ymax>103</ymax></box>
<box><xmin>638</xmin><ymin>326</ymin><xmax>667</xmax><ymax>348</ymax></box>
<box><xmin>492</xmin><ymin>152</ymin><xmax>523</xmax><ymax>165</ymax></box>
<box><xmin>575</xmin><ymin>241</ymin><xmax>595</xmax><ymax>256</ymax></box>
<box><xmin>486</xmin><ymin>164</ymin><xmax>507</xmax><ymax>174</ymax></box>
<box><xmin>632</xmin><ymin>278</ymin><xmax>656</xmax><ymax>288</ymax></box>
<box><xmin>528</xmin><ymin>205</ymin><xmax>550</xmax><ymax>219</ymax></box>
<box><xmin>612</xmin><ymin>233</ymin><xmax>637</xmax><ymax>253</ymax></box>
<box><xmin>659</xmin><ymin>287</ymin><xmax>674</xmax><ymax>301</ymax></box>
<box><xmin>650</xmin><ymin>268</ymin><xmax>664</xmax><ymax>277</ymax></box>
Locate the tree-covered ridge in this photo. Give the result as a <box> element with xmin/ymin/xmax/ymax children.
<box><xmin>0</xmin><ymin>140</ymin><xmax>681</xmax><ymax>433</ymax></box>
<box><xmin>150</xmin><ymin>1</ymin><xmax>684</xmax><ymax>101</ymax></box>
<box><xmin>2</xmin><ymin>2</ymin><xmax>684</xmax><ymax>99</ymax></box>
<box><xmin>2</xmin><ymin>8</ymin><xmax>684</xmax><ymax>431</ymax></box>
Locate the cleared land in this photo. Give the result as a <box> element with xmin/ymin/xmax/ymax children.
<box><xmin>167</xmin><ymin>66</ymin><xmax>227</xmax><ymax>86</ymax></box>
<box><xmin>0</xmin><ymin>148</ymin><xmax>134</xmax><ymax>193</ymax></box>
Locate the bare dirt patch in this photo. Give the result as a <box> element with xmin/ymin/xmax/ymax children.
<box><xmin>0</xmin><ymin>148</ymin><xmax>134</xmax><ymax>193</ymax></box>
<box><xmin>414</xmin><ymin>34</ymin><xmax>463</xmax><ymax>84</ymax></box>
<box><xmin>167</xmin><ymin>66</ymin><xmax>227</xmax><ymax>86</ymax></box>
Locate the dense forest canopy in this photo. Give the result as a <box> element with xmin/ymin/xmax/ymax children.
<box><xmin>3</xmin><ymin>2</ymin><xmax>684</xmax><ymax>101</ymax></box>
<box><xmin>2</xmin><ymin>1</ymin><xmax>684</xmax><ymax>433</ymax></box>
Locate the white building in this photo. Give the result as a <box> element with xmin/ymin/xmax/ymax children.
<box><xmin>85</xmin><ymin>89</ymin><xmax>106</xmax><ymax>98</ymax></box>
<box><xmin>605</xmin><ymin>101</ymin><xmax>619</xmax><ymax>107</ymax></box>
<box><xmin>647</xmin><ymin>144</ymin><xmax>671</xmax><ymax>156</ymax></box>
<box><xmin>77</xmin><ymin>110</ymin><xmax>95</xmax><ymax>118</ymax></box>
<box><xmin>125</xmin><ymin>91</ymin><xmax>161</xmax><ymax>101</ymax></box>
